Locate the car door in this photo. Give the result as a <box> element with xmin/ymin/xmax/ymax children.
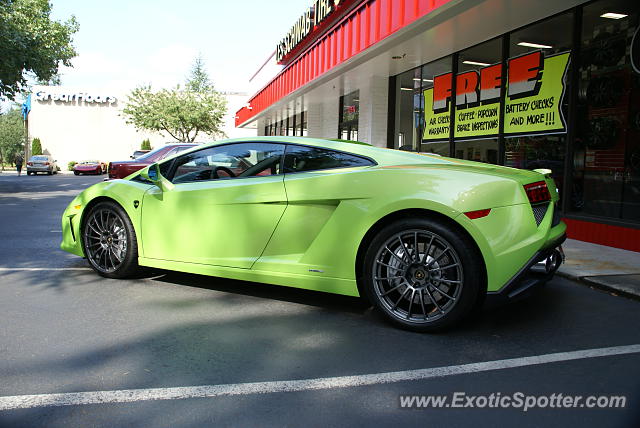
<box><xmin>140</xmin><ymin>142</ymin><xmax>287</xmax><ymax>268</ymax></box>
<box><xmin>253</xmin><ymin>144</ymin><xmax>377</xmax><ymax>276</ymax></box>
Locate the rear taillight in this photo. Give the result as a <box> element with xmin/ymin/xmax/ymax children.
<box><xmin>524</xmin><ymin>181</ymin><xmax>551</xmax><ymax>204</ymax></box>
<box><xmin>27</xmin><ymin>162</ymin><xmax>33</xmax><ymax>166</ymax></box>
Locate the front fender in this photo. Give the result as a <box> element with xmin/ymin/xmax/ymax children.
<box><xmin>60</xmin><ymin>179</ymin><xmax>152</xmax><ymax>257</ymax></box>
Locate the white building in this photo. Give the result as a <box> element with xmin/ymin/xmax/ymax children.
<box><xmin>26</xmin><ymin>85</ymin><xmax>253</xmax><ymax>170</ymax></box>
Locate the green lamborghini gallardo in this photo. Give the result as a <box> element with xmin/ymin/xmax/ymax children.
<box><xmin>61</xmin><ymin>137</ymin><xmax>565</xmax><ymax>331</ymax></box>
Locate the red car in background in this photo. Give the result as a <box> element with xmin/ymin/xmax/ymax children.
<box><xmin>108</xmin><ymin>143</ymin><xmax>197</xmax><ymax>179</ymax></box>
<box><xmin>73</xmin><ymin>160</ymin><xmax>107</xmax><ymax>175</ymax></box>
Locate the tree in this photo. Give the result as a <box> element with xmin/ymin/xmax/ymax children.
<box><xmin>0</xmin><ymin>108</ymin><xmax>25</xmax><ymax>170</ymax></box>
<box><xmin>141</xmin><ymin>138</ymin><xmax>151</xmax><ymax>150</ymax></box>
<box><xmin>35</xmin><ymin>72</ymin><xmax>62</xmax><ymax>86</ymax></box>
<box><xmin>31</xmin><ymin>137</ymin><xmax>42</xmax><ymax>155</ymax></box>
<box><xmin>122</xmin><ymin>57</ymin><xmax>227</xmax><ymax>143</ymax></box>
<box><xmin>185</xmin><ymin>55</ymin><xmax>212</xmax><ymax>93</ymax></box>
<box><xmin>0</xmin><ymin>0</ymin><xmax>79</xmax><ymax>100</ymax></box>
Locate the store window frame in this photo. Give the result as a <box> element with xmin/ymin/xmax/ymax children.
<box><xmin>388</xmin><ymin>7</ymin><xmax>582</xmax><ymax>214</ymax></box>
<box><xmin>338</xmin><ymin>90</ymin><xmax>360</xmax><ymax>140</ymax></box>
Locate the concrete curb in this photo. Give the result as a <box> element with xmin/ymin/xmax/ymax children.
<box><xmin>557</xmin><ymin>238</ymin><xmax>640</xmax><ymax>300</ymax></box>
<box><xmin>556</xmin><ymin>270</ymin><xmax>640</xmax><ymax>301</ymax></box>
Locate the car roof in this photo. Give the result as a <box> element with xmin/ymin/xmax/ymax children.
<box><xmin>185</xmin><ymin>136</ymin><xmax>452</xmax><ymax>167</ymax></box>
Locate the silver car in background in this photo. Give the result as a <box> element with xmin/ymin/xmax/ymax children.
<box><xmin>26</xmin><ymin>155</ymin><xmax>58</xmax><ymax>175</ymax></box>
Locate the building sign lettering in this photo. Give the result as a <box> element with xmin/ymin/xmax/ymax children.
<box><xmin>276</xmin><ymin>0</ymin><xmax>343</xmax><ymax>63</ymax></box>
<box><xmin>422</xmin><ymin>51</ymin><xmax>570</xmax><ymax>141</ymax></box>
<box><xmin>35</xmin><ymin>91</ymin><xmax>117</xmax><ymax>105</ymax></box>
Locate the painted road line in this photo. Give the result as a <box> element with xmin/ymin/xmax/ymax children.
<box><xmin>0</xmin><ymin>344</ymin><xmax>638</xmax><ymax>411</ymax></box>
<box><xmin>0</xmin><ymin>268</ymin><xmax>91</xmax><ymax>271</ymax></box>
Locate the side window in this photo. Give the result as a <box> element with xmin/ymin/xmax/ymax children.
<box><xmin>283</xmin><ymin>145</ymin><xmax>375</xmax><ymax>173</ymax></box>
<box><xmin>170</xmin><ymin>143</ymin><xmax>285</xmax><ymax>184</ymax></box>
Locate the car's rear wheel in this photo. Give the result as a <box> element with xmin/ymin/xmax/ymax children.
<box><xmin>74</xmin><ymin>171</ymin><xmax>79</xmax><ymax>175</ymax></box>
<box><xmin>82</xmin><ymin>201</ymin><xmax>139</xmax><ymax>278</ymax></box>
<box><xmin>362</xmin><ymin>218</ymin><xmax>483</xmax><ymax>332</ymax></box>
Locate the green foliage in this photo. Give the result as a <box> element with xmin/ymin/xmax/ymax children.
<box><xmin>31</xmin><ymin>137</ymin><xmax>42</xmax><ymax>155</ymax></box>
<box><xmin>140</xmin><ymin>138</ymin><xmax>151</xmax><ymax>151</ymax></box>
<box><xmin>67</xmin><ymin>160</ymin><xmax>77</xmax><ymax>171</ymax></box>
<box><xmin>186</xmin><ymin>55</ymin><xmax>212</xmax><ymax>93</ymax></box>
<box><xmin>122</xmin><ymin>57</ymin><xmax>227</xmax><ymax>143</ymax></box>
<box><xmin>0</xmin><ymin>0</ymin><xmax>79</xmax><ymax>100</ymax></box>
<box><xmin>0</xmin><ymin>108</ymin><xmax>25</xmax><ymax>169</ymax></box>
<box><xmin>36</xmin><ymin>72</ymin><xmax>62</xmax><ymax>86</ymax></box>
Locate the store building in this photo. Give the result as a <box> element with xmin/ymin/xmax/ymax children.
<box><xmin>235</xmin><ymin>0</ymin><xmax>640</xmax><ymax>252</ymax></box>
<box><xmin>25</xmin><ymin>86</ymin><xmax>254</xmax><ymax>170</ymax></box>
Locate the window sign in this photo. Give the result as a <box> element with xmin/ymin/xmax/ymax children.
<box><xmin>504</xmin><ymin>51</ymin><xmax>570</xmax><ymax>137</ymax></box>
<box><xmin>421</xmin><ymin>72</ymin><xmax>452</xmax><ymax>141</ymax></box>
<box><xmin>422</xmin><ymin>51</ymin><xmax>570</xmax><ymax>141</ymax></box>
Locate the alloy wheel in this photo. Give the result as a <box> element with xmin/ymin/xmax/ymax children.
<box><xmin>84</xmin><ymin>208</ymin><xmax>128</xmax><ymax>273</ymax></box>
<box><xmin>372</xmin><ymin>229</ymin><xmax>464</xmax><ymax>324</ymax></box>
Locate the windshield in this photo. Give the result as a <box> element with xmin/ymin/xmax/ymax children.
<box><xmin>31</xmin><ymin>156</ymin><xmax>48</xmax><ymax>161</ymax></box>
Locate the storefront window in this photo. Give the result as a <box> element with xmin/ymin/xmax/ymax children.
<box><xmin>339</xmin><ymin>91</ymin><xmax>359</xmax><ymax>140</ymax></box>
<box><xmin>286</xmin><ymin>116</ymin><xmax>294</xmax><ymax>136</ymax></box>
<box><xmin>505</xmin><ymin>12</ymin><xmax>574</xmax><ymax>197</ymax></box>
<box><xmin>300</xmin><ymin>111</ymin><xmax>308</xmax><ymax>136</ymax></box>
<box><xmin>454</xmin><ymin>38</ymin><xmax>502</xmax><ymax>163</ymax></box>
<box><xmin>394</xmin><ymin>67</ymin><xmax>422</xmax><ymax>150</ymax></box>
<box><xmin>571</xmin><ymin>0</ymin><xmax>639</xmax><ymax>222</ymax></box>
<box><xmin>419</xmin><ymin>56</ymin><xmax>452</xmax><ymax>156</ymax></box>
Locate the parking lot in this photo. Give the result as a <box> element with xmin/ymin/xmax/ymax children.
<box><xmin>0</xmin><ymin>173</ymin><xmax>639</xmax><ymax>427</ymax></box>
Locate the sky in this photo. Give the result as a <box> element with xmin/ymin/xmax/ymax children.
<box><xmin>47</xmin><ymin>0</ymin><xmax>308</xmax><ymax>93</ymax></box>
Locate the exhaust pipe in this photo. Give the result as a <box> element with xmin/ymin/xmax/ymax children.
<box><xmin>532</xmin><ymin>246</ymin><xmax>564</xmax><ymax>275</ymax></box>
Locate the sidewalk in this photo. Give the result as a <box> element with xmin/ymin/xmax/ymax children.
<box><xmin>559</xmin><ymin>238</ymin><xmax>640</xmax><ymax>300</ymax></box>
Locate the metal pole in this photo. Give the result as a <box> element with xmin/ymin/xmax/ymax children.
<box><xmin>24</xmin><ymin>115</ymin><xmax>29</xmax><ymax>165</ymax></box>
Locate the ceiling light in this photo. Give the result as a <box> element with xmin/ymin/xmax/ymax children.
<box><xmin>353</xmin><ymin>99</ymin><xmax>359</xmax><ymax>102</ymax></box>
<box><xmin>413</xmin><ymin>78</ymin><xmax>434</xmax><ymax>82</ymax></box>
<box><xmin>463</xmin><ymin>60</ymin><xmax>491</xmax><ymax>67</ymax></box>
<box><xmin>518</xmin><ymin>42</ymin><xmax>553</xmax><ymax>49</ymax></box>
<box><xmin>600</xmin><ymin>12</ymin><xmax>627</xmax><ymax>19</ymax></box>
<box><xmin>400</xmin><ymin>87</ymin><xmax>413</xmax><ymax>91</ymax></box>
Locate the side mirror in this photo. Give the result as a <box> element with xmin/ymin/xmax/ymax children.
<box><xmin>130</xmin><ymin>155</ymin><xmax>135</xmax><ymax>159</ymax></box>
<box><xmin>140</xmin><ymin>163</ymin><xmax>174</xmax><ymax>192</ymax></box>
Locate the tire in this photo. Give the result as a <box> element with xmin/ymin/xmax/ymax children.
<box><xmin>74</xmin><ymin>171</ymin><xmax>79</xmax><ymax>175</ymax></box>
<box><xmin>362</xmin><ymin>217</ymin><xmax>483</xmax><ymax>332</ymax></box>
<box><xmin>82</xmin><ymin>201</ymin><xmax>140</xmax><ymax>278</ymax></box>
<box><xmin>47</xmin><ymin>169</ymin><xmax>52</xmax><ymax>175</ymax></box>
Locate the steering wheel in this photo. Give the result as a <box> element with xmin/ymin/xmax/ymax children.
<box><xmin>212</xmin><ymin>166</ymin><xmax>236</xmax><ymax>179</ymax></box>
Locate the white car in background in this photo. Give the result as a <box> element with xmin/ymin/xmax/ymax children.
<box><xmin>26</xmin><ymin>155</ymin><xmax>58</xmax><ymax>175</ymax></box>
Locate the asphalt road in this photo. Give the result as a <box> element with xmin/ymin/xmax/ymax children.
<box><xmin>0</xmin><ymin>173</ymin><xmax>639</xmax><ymax>428</ymax></box>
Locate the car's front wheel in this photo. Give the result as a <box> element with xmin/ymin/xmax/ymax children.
<box><xmin>82</xmin><ymin>201</ymin><xmax>139</xmax><ymax>278</ymax></box>
<box><xmin>362</xmin><ymin>218</ymin><xmax>483</xmax><ymax>332</ymax></box>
